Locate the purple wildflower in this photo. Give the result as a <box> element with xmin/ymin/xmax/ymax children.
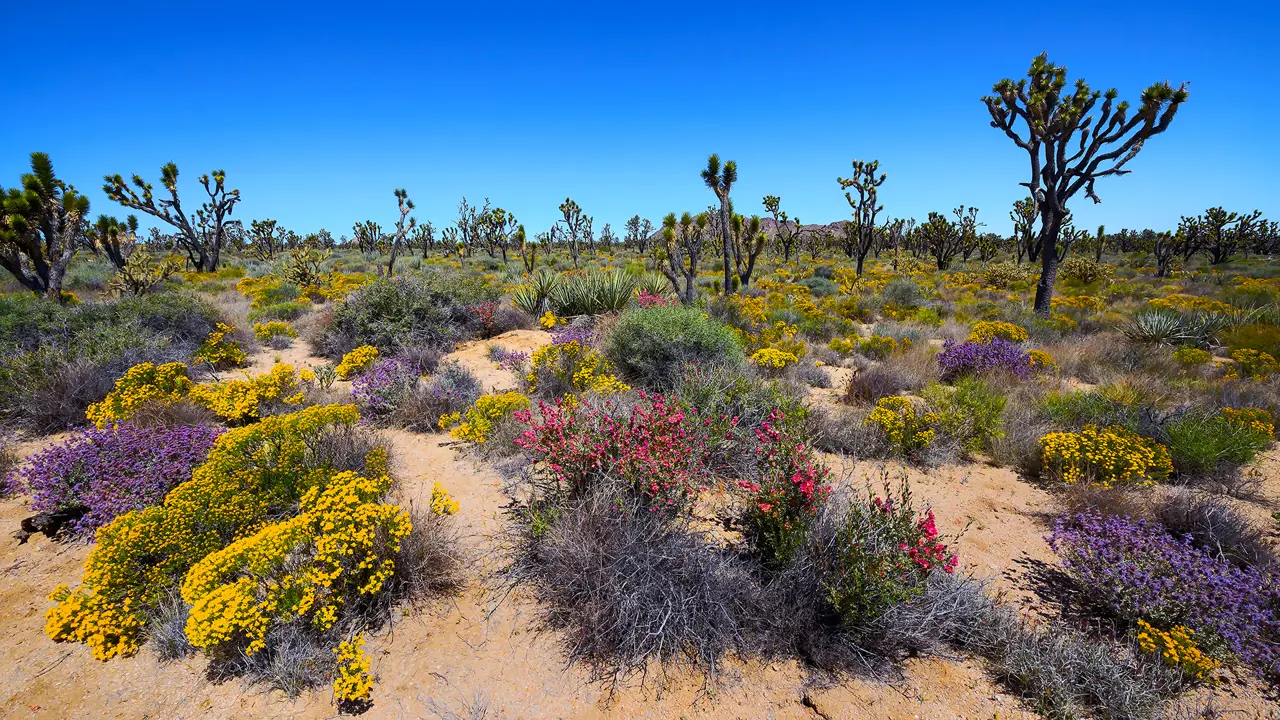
<box><xmin>491</xmin><ymin>347</ymin><xmax>529</xmax><ymax>373</ymax></box>
<box><xmin>937</xmin><ymin>338</ymin><xmax>1032</xmax><ymax>380</ymax></box>
<box><xmin>15</xmin><ymin>424</ymin><xmax>223</xmax><ymax>536</ymax></box>
<box><xmin>352</xmin><ymin>357</ymin><xmax>419</xmax><ymax>414</ymax></box>
<box><xmin>549</xmin><ymin>323</ymin><xmax>596</xmax><ymax>347</ymax></box>
<box><xmin>1050</xmin><ymin>512</ymin><xmax>1280</xmax><ymax>677</ymax></box>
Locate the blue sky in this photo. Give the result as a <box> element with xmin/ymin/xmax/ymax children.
<box><xmin>2</xmin><ymin>1</ymin><xmax>1275</xmax><ymax>239</ymax></box>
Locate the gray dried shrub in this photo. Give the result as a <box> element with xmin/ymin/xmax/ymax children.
<box><xmin>508</xmin><ymin>476</ymin><xmax>767</xmax><ymax>683</ymax></box>
<box><xmin>148</xmin><ymin>589</ymin><xmax>194</xmax><ymax>661</ymax></box>
<box><xmin>1155</xmin><ymin>488</ymin><xmax>1275</xmax><ymax>570</ymax></box>
<box><xmin>794</xmin><ymin>361</ymin><xmax>832</xmax><ymax>388</ymax></box>
<box><xmin>843</xmin><ymin>345</ymin><xmax>939</xmax><ymax>403</ymax></box>
<box><xmin>392</xmin><ymin>361</ymin><xmax>483</xmax><ymax>432</ymax></box>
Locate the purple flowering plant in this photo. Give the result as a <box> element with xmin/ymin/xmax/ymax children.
<box><xmin>352</xmin><ymin>357</ymin><xmax>419</xmax><ymax>414</ymax></box>
<box><xmin>1049</xmin><ymin>512</ymin><xmax>1280</xmax><ymax>677</ymax></box>
<box><xmin>937</xmin><ymin>339</ymin><xmax>1032</xmax><ymax>380</ymax></box>
<box><xmin>14</xmin><ymin>423</ymin><xmax>223</xmax><ymax>536</ymax></box>
<box><xmin>489</xmin><ymin>346</ymin><xmax>530</xmax><ymax>374</ymax></box>
<box><xmin>549</xmin><ymin>323</ymin><xmax>597</xmax><ymax>347</ymax></box>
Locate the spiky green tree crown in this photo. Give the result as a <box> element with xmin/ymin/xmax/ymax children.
<box><xmin>984</xmin><ymin>53</ymin><xmax>1187</xmax><ymax>204</ymax></box>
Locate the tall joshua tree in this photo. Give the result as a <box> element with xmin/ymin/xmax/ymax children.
<box><xmin>984</xmin><ymin>53</ymin><xmax>1186</xmax><ymax>315</ymax></box>
<box><xmin>837</xmin><ymin>159</ymin><xmax>886</xmax><ymax>277</ymax></box>
<box><xmin>1010</xmin><ymin>197</ymin><xmax>1039</xmax><ymax>264</ymax></box>
<box><xmin>88</xmin><ymin>214</ymin><xmax>139</xmax><ymax>271</ymax></box>
<box><xmin>763</xmin><ymin>195</ymin><xmax>803</xmax><ymax>263</ymax></box>
<box><xmin>387</xmin><ymin>188</ymin><xmax>416</xmax><ymax>276</ymax></box>
<box><xmin>701</xmin><ymin>154</ymin><xmax>736</xmax><ymax>294</ymax></box>
<box><xmin>659</xmin><ymin>212</ymin><xmax>710</xmax><ymax>305</ymax></box>
<box><xmin>0</xmin><ymin>152</ymin><xmax>90</xmax><ymax>299</ymax></box>
<box><xmin>103</xmin><ymin>163</ymin><xmax>240</xmax><ymax>272</ymax></box>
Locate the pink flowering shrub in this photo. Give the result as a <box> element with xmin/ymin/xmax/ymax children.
<box><xmin>514</xmin><ymin>393</ymin><xmax>709</xmax><ymax>510</ymax></box>
<box><xmin>738</xmin><ymin>410</ymin><xmax>832</xmax><ymax>566</ymax></box>
<box><xmin>817</xmin><ymin>479</ymin><xmax>958</xmax><ymax>624</ymax></box>
<box><xmin>636</xmin><ymin>290</ymin><xmax>678</xmax><ymax>309</ymax></box>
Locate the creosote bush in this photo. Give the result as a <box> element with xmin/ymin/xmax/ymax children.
<box><xmin>605</xmin><ymin>305</ymin><xmax>744</xmax><ymax>390</ymax></box>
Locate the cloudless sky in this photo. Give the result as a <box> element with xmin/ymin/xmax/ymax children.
<box><xmin>2</xmin><ymin>1</ymin><xmax>1276</xmax><ymax>239</ymax></box>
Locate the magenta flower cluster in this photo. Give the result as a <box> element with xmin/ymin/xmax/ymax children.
<box><xmin>15</xmin><ymin>423</ymin><xmax>223</xmax><ymax>536</ymax></box>
<box><xmin>1049</xmin><ymin>512</ymin><xmax>1280</xmax><ymax>677</ymax></box>
<box><xmin>936</xmin><ymin>339</ymin><xmax>1032</xmax><ymax>380</ymax></box>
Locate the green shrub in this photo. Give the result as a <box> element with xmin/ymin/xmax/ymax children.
<box><xmin>605</xmin><ymin>306</ymin><xmax>743</xmax><ymax>389</ymax></box>
<box><xmin>881</xmin><ymin>277</ymin><xmax>925</xmax><ymax>308</ymax></box>
<box><xmin>797</xmin><ymin>276</ymin><xmax>838</xmax><ymax>297</ymax></box>
<box><xmin>1161</xmin><ymin>408</ymin><xmax>1274</xmax><ymax>479</ymax></box>
<box><xmin>1037</xmin><ymin>390</ymin><xmax>1141</xmax><ymax>433</ymax></box>
<box><xmin>922</xmin><ymin>377</ymin><xmax>1006</xmax><ymax>454</ymax></box>
<box><xmin>673</xmin><ymin>364</ymin><xmax>809</xmax><ymax>475</ymax></box>
<box><xmin>314</xmin><ymin>273</ymin><xmax>497</xmax><ymax>358</ymax></box>
<box><xmin>1058</xmin><ymin>257</ymin><xmax>1112</xmax><ymax>285</ymax></box>
<box><xmin>0</xmin><ymin>293</ymin><xmax>221</xmax><ymax>430</ymax></box>
<box><xmin>1222</xmin><ymin>323</ymin><xmax>1280</xmax><ymax>360</ymax></box>
<box><xmin>247</xmin><ymin>300</ymin><xmax>312</xmax><ymax>322</ymax></box>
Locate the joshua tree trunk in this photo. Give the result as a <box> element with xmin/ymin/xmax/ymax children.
<box><xmin>1032</xmin><ymin>209</ymin><xmax>1064</xmax><ymax>314</ymax></box>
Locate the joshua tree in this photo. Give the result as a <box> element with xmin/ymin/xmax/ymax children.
<box><xmin>557</xmin><ymin>198</ymin><xmax>591</xmax><ymax>268</ymax></box>
<box><xmin>624</xmin><ymin>215</ymin><xmax>654</xmax><ymax>255</ymax></box>
<box><xmin>658</xmin><ymin>212</ymin><xmax>709</xmax><ymax>305</ymax></box>
<box><xmin>984</xmin><ymin>53</ymin><xmax>1187</xmax><ymax>315</ymax></box>
<box><xmin>87</xmin><ymin>214</ymin><xmax>139</xmax><ymax>271</ymax></box>
<box><xmin>729</xmin><ymin>214</ymin><xmax>767</xmax><ymax>288</ymax></box>
<box><xmin>352</xmin><ymin>220</ymin><xmax>384</xmax><ymax>253</ymax></box>
<box><xmin>1181</xmin><ymin>207</ymin><xmax>1263</xmax><ymax>265</ymax></box>
<box><xmin>1</xmin><ymin>153</ymin><xmax>90</xmax><ymax>299</ymax></box>
<box><xmin>837</xmin><ymin>159</ymin><xmax>886</xmax><ymax>277</ymax></box>
<box><xmin>953</xmin><ymin>206</ymin><xmax>983</xmax><ymax>261</ymax></box>
<box><xmin>103</xmin><ymin>163</ymin><xmax>240</xmax><ymax>272</ymax></box>
<box><xmin>387</xmin><ymin>188</ymin><xmax>416</xmax><ymax>276</ymax></box>
<box><xmin>412</xmin><ymin>221</ymin><xmax>436</xmax><ymax>258</ymax></box>
<box><xmin>919</xmin><ymin>212</ymin><xmax>962</xmax><ymax>270</ymax></box>
<box><xmin>701</xmin><ymin>154</ymin><xmax>737</xmax><ymax>294</ymax></box>
<box><xmin>1152</xmin><ymin>229</ymin><xmax>1193</xmax><ymax>278</ymax></box>
<box><xmin>249</xmin><ymin>219</ymin><xmax>284</xmax><ymax>260</ymax></box>
<box><xmin>515</xmin><ymin>224</ymin><xmax>537</xmax><ymax>273</ymax></box>
<box><xmin>1010</xmin><ymin>197</ymin><xmax>1039</xmax><ymax>263</ymax></box>
<box><xmin>624</xmin><ymin>215</ymin><xmax>653</xmax><ymax>255</ymax></box>
<box><xmin>881</xmin><ymin>217</ymin><xmax>914</xmax><ymax>271</ymax></box>
<box><xmin>762</xmin><ymin>195</ymin><xmax>803</xmax><ymax>263</ymax></box>
<box><xmin>599</xmin><ymin>223</ymin><xmax>618</xmax><ymax>251</ymax></box>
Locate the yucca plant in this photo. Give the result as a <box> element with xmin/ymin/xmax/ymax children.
<box><xmin>593</xmin><ymin>269</ymin><xmax>636</xmax><ymax>311</ymax></box>
<box><xmin>1123</xmin><ymin>309</ymin><xmax>1227</xmax><ymax>347</ymax></box>
<box><xmin>635</xmin><ymin>273</ymin><xmax>671</xmax><ymax>298</ymax></box>
<box><xmin>511</xmin><ymin>284</ymin><xmax>544</xmax><ymax>315</ymax></box>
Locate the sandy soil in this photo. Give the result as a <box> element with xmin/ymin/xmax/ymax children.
<box><xmin>1</xmin><ymin>335</ymin><xmax>1277</xmax><ymax>719</ymax></box>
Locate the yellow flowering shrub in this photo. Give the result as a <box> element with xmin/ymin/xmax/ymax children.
<box><xmin>858</xmin><ymin>335</ymin><xmax>911</xmax><ymax>359</ymax></box>
<box><xmin>828</xmin><ymin>336</ymin><xmax>856</xmax><ymax>355</ymax></box>
<box><xmin>443</xmin><ymin>392</ymin><xmax>531</xmax><ymax>444</ymax></box>
<box><xmin>1219</xmin><ymin>406</ymin><xmax>1275</xmax><ymax>437</ymax></box>
<box><xmin>527</xmin><ymin>341</ymin><xmax>630</xmax><ymax>395</ymax></box>
<box><xmin>86</xmin><ymin>362</ymin><xmax>194</xmax><ymax>427</ymax></box>
<box><xmin>195</xmin><ymin>323</ymin><xmax>248</xmax><ymax>369</ymax></box>
<box><xmin>1028</xmin><ymin>350</ymin><xmax>1058</xmax><ymax>372</ymax></box>
<box><xmin>968</xmin><ymin>321</ymin><xmax>1028</xmax><ymax>344</ymax></box>
<box><xmin>1039</xmin><ymin>424</ymin><xmax>1173</xmax><ymax>487</ymax></box>
<box><xmin>1148</xmin><ymin>294</ymin><xmax>1232</xmax><ymax>315</ymax></box>
<box><xmin>1136</xmin><ymin>620</ymin><xmax>1218</xmax><ymax>681</ymax></box>
<box><xmin>430</xmin><ymin>482</ymin><xmax>459</xmax><ymax>515</ymax></box>
<box><xmin>750</xmin><ymin>347</ymin><xmax>798</xmax><ymax>370</ymax></box>
<box><xmin>181</xmin><ymin>469</ymin><xmax>410</xmax><ymax>655</ymax></box>
<box><xmin>539</xmin><ymin>311</ymin><xmax>558</xmax><ymax>329</ymax></box>
<box><xmin>1172</xmin><ymin>346</ymin><xmax>1212</xmax><ymax>365</ymax></box>
<box><xmin>1226</xmin><ymin>349</ymin><xmax>1280</xmax><ymax>380</ymax></box>
<box><xmin>865</xmin><ymin>396</ymin><xmax>938</xmax><ymax>455</ymax></box>
<box><xmin>188</xmin><ymin>363</ymin><xmax>304</xmax><ymax>424</ymax></box>
<box><xmin>252</xmin><ymin>321</ymin><xmax>297</xmax><ymax>340</ymax></box>
<box><xmin>336</xmin><ymin>345</ymin><xmax>379</xmax><ymax>379</ymax></box>
<box><xmin>1052</xmin><ymin>295</ymin><xmax>1106</xmax><ymax>312</ymax></box>
<box><xmin>45</xmin><ymin>405</ymin><xmax>364</xmax><ymax>659</ymax></box>
<box><xmin>333</xmin><ymin>635</ymin><xmax>374</xmax><ymax>704</ymax></box>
